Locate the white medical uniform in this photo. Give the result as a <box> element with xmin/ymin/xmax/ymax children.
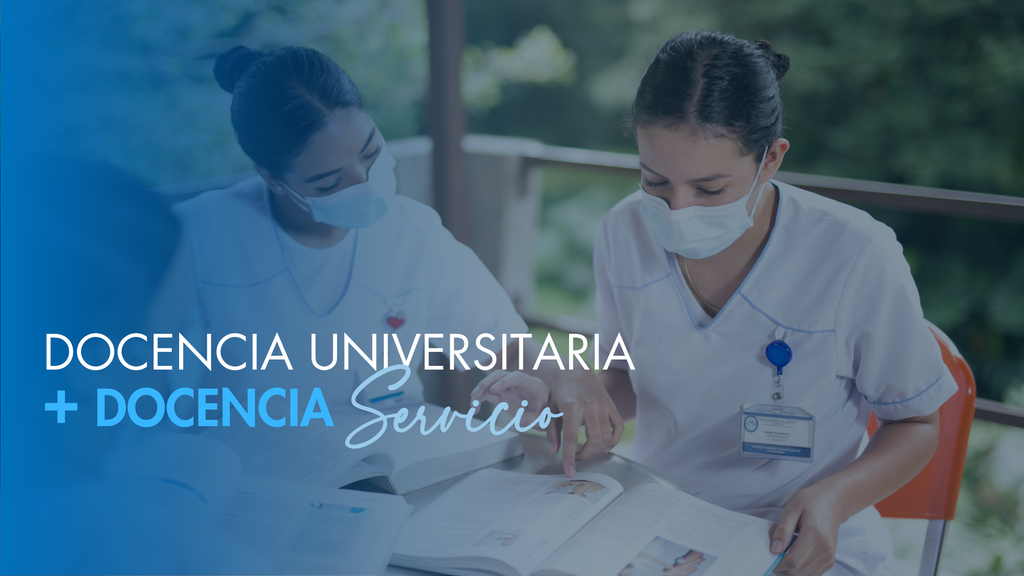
<box><xmin>174</xmin><ymin>176</ymin><xmax>526</xmax><ymax>414</ymax></box>
<box><xmin>595</xmin><ymin>181</ymin><xmax>957</xmax><ymax>576</ymax></box>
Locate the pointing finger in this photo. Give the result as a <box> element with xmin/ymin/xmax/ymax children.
<box><xmin>560</xmin><ymin>406</ymin><xmax>581</xmax><ymax>477</ymax></box>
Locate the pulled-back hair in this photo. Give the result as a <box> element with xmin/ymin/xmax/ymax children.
<box><xmin>213</xmin><ymin>45</ymin><xmax>365</xmax><ymax>176</ymax></box>
<box><xmin>631</xmin><ymin>30</ymin><xmax>789</xmax><ymax>162</ymax></box>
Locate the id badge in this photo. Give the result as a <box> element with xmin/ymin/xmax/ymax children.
<box><xmin>739</xmin><ymin>404</ymin><xmax>814</xmax><ymax>462</ymax></box>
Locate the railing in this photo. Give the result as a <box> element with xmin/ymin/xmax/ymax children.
<box><xmin>526</xmin><ymin>143</ymin><xmax>1024</xmax><ymax>223</ymax></box>
<box><xmin>156</xmin><ymin>137</ymin><xmax>1024</xmax><ymax>428</ymax></box>
<box><xmin>520</xmin><ymin>143</ymin><xmax>1024</xmax><ymax>428</ymax></box>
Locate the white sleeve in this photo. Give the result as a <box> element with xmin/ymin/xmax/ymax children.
<box><xmin>421</xmin><ymin>217</ymin><xmax>527</xmax><ymax>370</ymax></box>
<box><xmin>594</xmin><ymin>218</ymin><xmax>630</xmax><ymax>372</ymax></box>
<box><xmin>835</xmin><ymin>227</ymin><xmax>957</xmax><ymax>420</ymax></box>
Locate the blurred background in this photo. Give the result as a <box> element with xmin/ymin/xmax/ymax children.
<box><xmin>7</xmin><ymin>1</ymin><xmax>1023</xmax><ymax>574</ymax></box>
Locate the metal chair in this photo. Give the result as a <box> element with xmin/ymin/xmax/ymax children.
<box><xmin>867</xmin><ymin>321</ymin><xmax>977</xmax><ymax>576</ymax></box>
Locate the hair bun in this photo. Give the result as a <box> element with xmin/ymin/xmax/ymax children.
<box><xmin>213</xmin><ymin>46</ymin><xmax>264</xmax><ymax>93</ymax></box>
<box><xmin>754</xmin><ymin>40</ymin><xmax>789</xmax><ymax>81</ymax></box>
<box><xmin>772</xmin><ymin>52</ymin><xmax>790</xmax><ymax>80</ymax></box>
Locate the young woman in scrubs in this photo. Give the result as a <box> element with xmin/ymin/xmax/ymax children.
<box><xmin>480</xmin><ymin>31</ymin><xmax>956</xmax><ymax>575</ymax></box>
<box><xmin>175</xmin><ymin>46</ymin><xmax>619</xmax><ymax>473</ymax></box>
<box><xmin>608</xmin><ymin>31</ymin><xmax>959</xmax><ymax>576</ymax></box>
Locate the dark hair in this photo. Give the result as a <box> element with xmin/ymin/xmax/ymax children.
<box><xmin>631</xmin><ymin>30</ymin><xmax>789</xmax><ymax>162</ymax></box>
<box><xmin>213</xmin><ymin>45</ymin><xmax>365</xmax><ymax>176</ymax></box>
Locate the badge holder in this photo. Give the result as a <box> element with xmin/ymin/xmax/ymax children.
<box><xmin>739</xmin><ymin>340</ymin><xmax>815</xmax><ymax>463</ymax></box>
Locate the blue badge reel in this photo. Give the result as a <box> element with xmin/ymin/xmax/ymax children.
<box><xmin>739</xmin><ymin>340</ymin><xmax>814</xmax><ymax>463</ymax></box>
<box><xmin>765</xmin><ymin>340</ymin><xmax>792</xmax><ymax>376</ymax></box>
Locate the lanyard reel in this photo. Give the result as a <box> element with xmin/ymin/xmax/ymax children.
<box><xmin>765</xmin><ymin>340</ymin><xmax>792</xmax><ymax>405</ymax></box>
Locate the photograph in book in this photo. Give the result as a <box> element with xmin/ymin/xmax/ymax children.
<box><xmin>545</xmin><ymin>479</ymin><xmax>611</xmax><ymax>503</ymax></box>
<box><xmin>617</xmin><ymin>536</ymin><xmax>717</xmax><ymax>576</ymax></box>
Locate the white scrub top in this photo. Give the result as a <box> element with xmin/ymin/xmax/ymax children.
<box><xmin>595</xmin><ymin>181</ymin><xmax>957</xmax><ymax>576</ymax></box>
<box><xmin>276</xmin><ymin>221</ymin><xmax>356</xmax><ymax>316</ymax></box>
<box><xmin>174</xmin><ymin>176</ymin><xmax>527</xmax><ymax>414</ymax></box>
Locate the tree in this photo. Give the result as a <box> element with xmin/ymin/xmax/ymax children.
<box><xmin>467</xmin><ymin>0</ymin><xmax>1024</xmax><ymax>401</ymax></box>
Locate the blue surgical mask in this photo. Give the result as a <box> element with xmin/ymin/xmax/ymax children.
<box><xmin>640</xmin><ymin>147</ymin><xmax>769</xmax><ymax>259</ymax></box>
<box><xmin>281</xmin><ymin>145</ymin><xmax>397</xmax><ymax>229</ymax></box>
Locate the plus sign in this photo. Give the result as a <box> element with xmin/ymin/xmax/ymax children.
<box><xmin>45</xmin><ymin>390</ymin><xmax>78</xmax><ymax>423</ymax></box>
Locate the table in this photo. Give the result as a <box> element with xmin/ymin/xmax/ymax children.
<box><xmin>385</xmin><ymin>432</ymin><xmax>681</xmax><ymax>575</ymax></box>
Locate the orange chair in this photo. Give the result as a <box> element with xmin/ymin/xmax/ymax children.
<box><xmin>867</xmin><ymin>321</ymin><xmax>976</xmax><ymax>576</ymax></box>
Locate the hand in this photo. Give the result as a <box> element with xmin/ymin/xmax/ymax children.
<box><xmin>470</xmin><ymin>370</ymin><xmax>551</xmax><ymax>425</ymax></box>
<box><xmin>770</xmin><ymin>483</ymin><xmax>845</xmax><ymax>576</ymax></box>
<box><xmin>667</xmin><ymin>563</ymin><xmax>701</xmax><ymax>576</ymax></box>
<box><xmin>546</xmin><ymin>370</ymin><xmax>623</xmax><ymax>477</ymax></box>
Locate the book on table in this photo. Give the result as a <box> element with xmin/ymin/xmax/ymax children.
<box><xmin>105</xmin><ymin>433</ymin><xmax>412</xmax><ymax>575</ymax></box>
<box><xmin>202</xmin><ymin>402</ymin><xmax>524</xmax><ymax>495</ymax></box>
<box><xmin>391</xmin><ymin>468</ymin><xmax>789</xmax><ymax>576</ymax></box>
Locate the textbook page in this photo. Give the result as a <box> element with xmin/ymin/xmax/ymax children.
<box><xmin>204</xmin><ymin>403</ymin><xmax>523</xmax><ymax>493</ymax></box>
<box><xmin>203</xmin><ymin>422</ymin><xmax>389</xmax><ymax>488</ymax></box>
<box><xmin>219</xmin><ymin>477</ymin><xmax>412</xmax><ymax>575</ymax></box>
<box><xmin>104</xmin><ymin>433</ymin><xmax>243</xmax><ymax>519</ymax></box>
<box><xmin>391</xmin><ymin>469</ymin><xmax>625</xmax><ymax>576</ymax></box>
<box><xmin>359</xmin><ymin>403</ymin><xmax>524</xmax><ymax>493</ymax></box>
<box><xmin>534</xmin><ymin>483</ymin><xmax>779</xmax><ymax>576</ymax></box>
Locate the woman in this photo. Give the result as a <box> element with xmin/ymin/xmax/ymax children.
<box><xmin>482</xmin><ymin>31</ymin><xmax>955</xmax><ymax>575</ymax></box>
<box><xmin>176</xmin><ymin>46</ymin><xmax>618</xmax><ymax>471</ymax></box>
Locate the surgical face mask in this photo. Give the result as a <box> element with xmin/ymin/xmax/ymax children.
<box><xmin>280</xmin><ymin>145</ymin><xmax>397</xmax><ymax>229</ymax></box>
<box><xmin>640</xmin><ymin>147</ymin><xmax>769</xmax><ymax>259</ymax></box>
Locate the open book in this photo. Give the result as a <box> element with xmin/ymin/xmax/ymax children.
<box><xmin>391</xmin><ymin>469</ymin><xmax>787</xmax><ymax>576</ymax></box>
<box><xmin>203</xmin><ymin>403</ymin><xmax>524</xmax><ymax>494</ymax></box>
<box><xmin>105</xmin><ymin>433</ymin><xmax>412</xmax><ymax>574</ymax></box>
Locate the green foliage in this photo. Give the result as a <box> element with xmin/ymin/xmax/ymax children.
<box><xmin>468</xmin><ymin>0</ymin><xmax>1024</xmax><ymax>197</ymax></box>
<box><xmin>535</xmin><ymin>167</ymin><xmax>640</xmax><ymax>320</ymax></box>
<box><xmin>462</xmin><ymin>25</ymin><xmax>577</xmax><ymax>111</ymax></box>
<box><xmin>466</xmin><ymin>0</ymin><xmax>1024</xmax><ymax>401</ymax></box>
<box><xmin>945</xmin><ymin>419</ymin><xmax>1024</xmax><ymax>575</ymax></box>
<box><xmin>465</xmin><ymin>1</ymin><xmax>645</xmax><ymax>148</ymax></box>
<box><xmin>702</xmin><ymin>0</ymin><xmax>1024</xmax><ymax>197</ymax></box>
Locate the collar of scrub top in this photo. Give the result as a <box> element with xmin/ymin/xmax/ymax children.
<box><xmin>265</xmin><ymin>184</ymin><xmax>361</xmax><ymax>319</ymax></box>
